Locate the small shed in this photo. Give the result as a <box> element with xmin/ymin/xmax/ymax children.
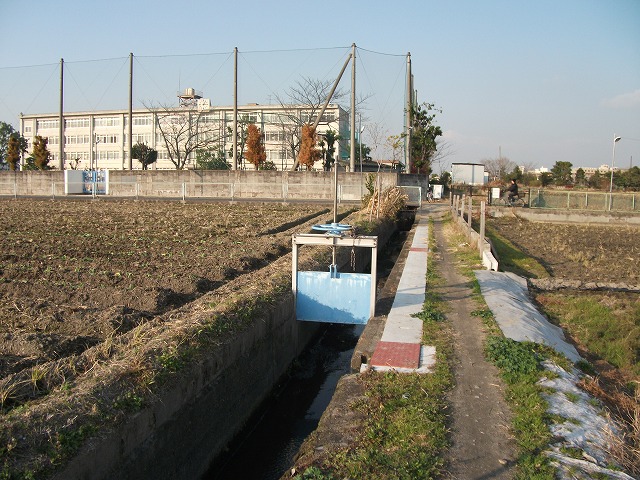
<box><xmin>451</xmin><ymin>163</ymin><xmax>486</xmax><ymax>185</ymax></box>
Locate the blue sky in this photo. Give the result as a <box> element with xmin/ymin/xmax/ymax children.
<box><xmin>1</xmin><ymin>0</ymin><xmax>638</xmax><ymax>171</ymax></box>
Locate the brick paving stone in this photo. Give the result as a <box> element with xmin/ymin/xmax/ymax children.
<box><xmin>370</xmin><ymin>341</ymin><xmax>421</xmax><ymax>369</ymax></box>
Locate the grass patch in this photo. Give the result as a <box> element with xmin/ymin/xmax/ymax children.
<box><xmin>296</xmin><ymin>217</ymin><xmax>453</xmax><ymax>479</ymax></box>
<box><xmin>536</xmin><ymin>291</ymin><xmax>640</xmax><ymax>376</ymax></box>
<box><xmin>484</xmin><ymin>336</ymin><xmax>556</xmax><ymax>479</ymax></box>
<box><xmin>484</xmin><ymin>225</ymin><xmax>549</xmax><ymax>279</ymax></box>
<box><xmin>335</xmin><ymin>367</ymin><xmax>452</xmax><ymax>480</ymax></box>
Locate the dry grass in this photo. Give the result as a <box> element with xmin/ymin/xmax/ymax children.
<box><xmin>580</xmin><ymin>376</ymin><xmax>640</xmax><ymax>475</ymax></box>
<box><xmin>364</xmin><ymin>186</ymin><xmax>408</xmax><ymax>221</ymax></box>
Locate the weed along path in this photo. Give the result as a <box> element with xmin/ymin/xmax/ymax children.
<box><xmin>431</xmin><ymin>210</ymin><xmax>516</xmax><ymax>479</ymax></box>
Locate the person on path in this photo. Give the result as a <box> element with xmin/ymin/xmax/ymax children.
<box><xmin>506</xmin><ymin>179</ymin><xmax>519</xmax><ymax>202</ymax></box>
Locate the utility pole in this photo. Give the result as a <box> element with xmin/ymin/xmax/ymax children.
<box><xmin>59</xmin><ymin>58</ymin><xmax>64</xmax><ymax>170</ymax></box>
<box><xmin>350</xmin><ymin>43</ymin><xmax>356</xmax><ymax>172</ymax></box>
<box><xmin>128</xmin><ymin>53</ymin><xmax>133</xmax><ymax>170</ymax></box>
<box><xmin>232</xmin><ymin>47</ymin><xmax>238</xmax><ymax>170</ymax></box>
<box><xmin>405</xmin><ymin>52</ymin><xmax>412</xmax><ymax>174</ymax></box>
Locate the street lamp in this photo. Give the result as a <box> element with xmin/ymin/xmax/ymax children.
<box><xmin>609</xmin><ymin>135</ymin><xmax>622</xmax><ymax>193</ymax></box>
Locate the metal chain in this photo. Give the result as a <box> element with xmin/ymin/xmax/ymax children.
<box><xmin>350</xmin><ymin>247</ymin><xmax>356</xmax><ymax>271</ymax></box>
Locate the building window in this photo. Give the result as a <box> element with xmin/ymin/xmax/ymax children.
<box><xmin>45</xmin><ymin>136</ymin><xmax>59</xmax><ymax>145</ymax></box>
<box><xmin>96</xmin><ymin>151</ymin><xmax>120</xmax><ymax>160</ymax></box>
<box><xmin>94</xmin><ymin>116</ymin><xmax>120</xmax><ymax>127</ymax></box>
<box><xmin>65</xmin><ymin>152</ymin><xmax>90</xmax><ymax>161</ymax></box>
<box><xmin>24</xmin><ymin>124</ymin><xmax>32</xmax><ymax>134</ymax></box>
<box><xmin>131</xmin><ymin>115</ymin><xmax>153</xmax><ymax>126</ymax></box>
<box><xmin>320</xmin><ymin>112</ymin><xmax>335</xmax><ymax>123</ymax></box>
<box><xmin>129</xmin><ymin>133</ymin><xmax>152</xmax><ymax>144</ymax></box>
<box><xmin>262</xmin><ymin>113</ymin><xmax>282</xmax><ymax>124</ymax></box>
<box><xmin>239</xmin><ymin>113</ymin><xmax>258</xmax><ymax>123</ymax></box>
<box><xmin>65</xmin><ymin>135</ymin><xmax>91</xmax><ymax>145</ymax></box>
<box><xmin>199</xmin><ymin>113</ymin><xmax>221</xmax><ymax>124</ymax></box>
<box><xmin>264</xmin><ymin>131</ymin><xmax>285</xmax><ymax>142</ymax></box>
<box><xmin>65</xmin><ymin>118</ymin><xmax>90</xmax><ymax>128</ymax></box>
<box><xmin>36</xmin><ymin>119</ymin><xmax>59</xmax><ymax>129</ymax></box>
<box><xmin>300</xmin><ymin>111</ymin><xmax>336</xmax><ymax>124</ymax></box>
<box><xmin>95</xmin><ymin>134</ymin><xmax>119</xmax><ymax>144</ymax></box>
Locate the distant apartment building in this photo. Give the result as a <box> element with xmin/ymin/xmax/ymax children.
<box><xmin>572</xmin><ymin>164</ymin><xmax>616</xmax><ymax>177</ymax></box>
<box><xmin>19</xmin><ymin>94</ymin><xmax>349</xmax><ymax>171</ymax></box>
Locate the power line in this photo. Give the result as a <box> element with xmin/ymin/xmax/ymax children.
<box><xmin>356</xmin><ymin>46</ymin><xmax>407</xmax><ymax>57</ymax></box>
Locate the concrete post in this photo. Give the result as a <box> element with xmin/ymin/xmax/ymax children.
<box><xmin>59</xmin><ymin>58</ymin><xmax>64</xmax><ymax>170</ymax></box>
<box><xmin>479</xmin><ymin>201</ymin><xmax>486</xmax><ymax>254</ymax></box>
<box><xmin>128</xmin><ymin>53</ymin><xmax>133</xmax><ymax>170</ymax></box>
<box><xmin>468</xmin><ymin>196</ymin><xmax>472</xmax><ymax>235</ymax></box>
<box><xmin>350</xmin><ymin>43</ymin><xmax>356</xmax><ymax>172</ymax></box>
<box><xmin>232</xmin><ymin>47</ymin><xmax>238</xmax><ymax>171</ymax></box>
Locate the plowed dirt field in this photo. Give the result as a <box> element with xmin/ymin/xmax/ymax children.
<box><xmin>487</xmin><ymin>216</ymin><xmax>640</xmax><ymax>284</ymax></box>
<box><xmin>0</xmin><ymin>199</ymin><xmax>331</xmax><ymax>379</ymax></box>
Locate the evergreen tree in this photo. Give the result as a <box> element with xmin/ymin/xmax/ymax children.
<box><xmin>6</xmin><ymin>134</ymin><xmax>21</xmax><ymax>170</ymax></box>
<box><xmin>588</xmin><ymin>170</ymin><xmax>604</xmax><ymax>189</ymax></box>
<box><xmin>1</xmin><ymin>122</ymin><xmax>27</xmax><ymax>170</ymax></box>
<box><xmin>131</xmin><ymin>142</ymin><xmax>158</xmax><ymax>170</ymax></box>
<box><xmin>32</xmin><ymin>136</ymin><xmax>51</xmax><ymax>170</ymax></box>
<box><xmin>508</xmin><ymin>165</ymin><xmax>522</xmax><ymax>182</ymax></box>
<box><xmin>322</xmin><ymin>129</ymin><xmax>340</xmax><ymax>171</ymax></box>
<box><xmin>195</xmin><ymin>148</ymin><xmax>229</xmax><ymax>170</ymax></box>
<box><xmin>551</xmin><ymin>161</ymin><xmax>573</xmax><ymax>186</ymax></box>
<box><xmin>620</xmin><ymin>166</ymin><xmax>640</xmax><ymax>190</ymax></box>
<box><xmin>410</xmin><ymin>102</ymin><xmax>443</xmax><ymax>175</ymax></box>
<box><xmin>539</xmin><ymin>172</ymin><xmax>553</xmax><ymax>187</ymax></box>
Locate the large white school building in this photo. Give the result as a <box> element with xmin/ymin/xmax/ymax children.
<box><xmin>18</xmin><ymin>93</ymin><xmax>349</xmax><ymax>171</ymax></box>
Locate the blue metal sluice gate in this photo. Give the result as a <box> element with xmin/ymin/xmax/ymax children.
<box><xmin>292</xmin><ymin>232</ymin><xmax>378</xmax><ymax>325</ymax></box>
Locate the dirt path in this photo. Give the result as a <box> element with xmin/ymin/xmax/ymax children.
<box><xmin>429</xmin><ymin>208</ymin><xmax>516</xmax><ymax>479</ymax></box>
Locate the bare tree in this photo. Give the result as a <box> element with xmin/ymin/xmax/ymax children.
<box><xmin>365</xmin><ymin>122</ymin><xmax>388</xmax><ymax>164</ymax></box>
<box><xmin>385</xmin><ymin>134</ymin><xmax>403</xmax><ymax>168</ymax></box>
<box><xmin>226</xmin><ymin>115</ymin><xmax>252</xmax><ymax>170</ymax></box>
<box><xmin>272</xmin><ymin>77</ymin><xmax>348</xmax><ymax>169</ymax></box>
<box><xmin>429</xmin><ymin>139</ymin><xmax>455</xmax><ymax>176</ymax></box>
<box><xmin>145</xmin><ymin>102</ymin><xmax>224</xmax><ymax>170</ymax></box>
<box><xmin>482</xmin><ymin>156</ymin><xmax>517</xmax><ymax>182</ymax></box>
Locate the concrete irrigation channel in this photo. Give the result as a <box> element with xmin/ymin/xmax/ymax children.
<box><xmin>204</xmin><ymin>220</ymin><xmax>413</xmax><ymax>479</ymax></box>
<box><xmin>38</xmin><ymin>206</ymin><xmax>412</xmax><ymax>480</ymax></box>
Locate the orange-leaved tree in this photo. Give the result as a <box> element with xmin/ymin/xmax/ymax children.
<box><xmin>245</xmin><ymin>124</ymin><xmax>266</xmax><ymax>169</ymax></box>
<box><xmin>298</xmin><ymin>124</ymin><xmax>320</xmax><ymax>170</ymax></box>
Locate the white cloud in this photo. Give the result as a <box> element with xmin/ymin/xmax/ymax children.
<box><xmin>601</xmin><ymin>89</ymin><xmax>640</xmax><ymax>109</ymax></box>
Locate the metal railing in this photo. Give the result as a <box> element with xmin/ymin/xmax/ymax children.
<box><xmin>529</xmin><ymin>189</ymin><xmax>639</xmax><ymax>212</ymax></box>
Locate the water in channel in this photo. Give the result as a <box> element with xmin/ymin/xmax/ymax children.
<box><xmin>204</xmin><ymin>322</ymin><xmax>364</xmax><ymax>480</ymax></box>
